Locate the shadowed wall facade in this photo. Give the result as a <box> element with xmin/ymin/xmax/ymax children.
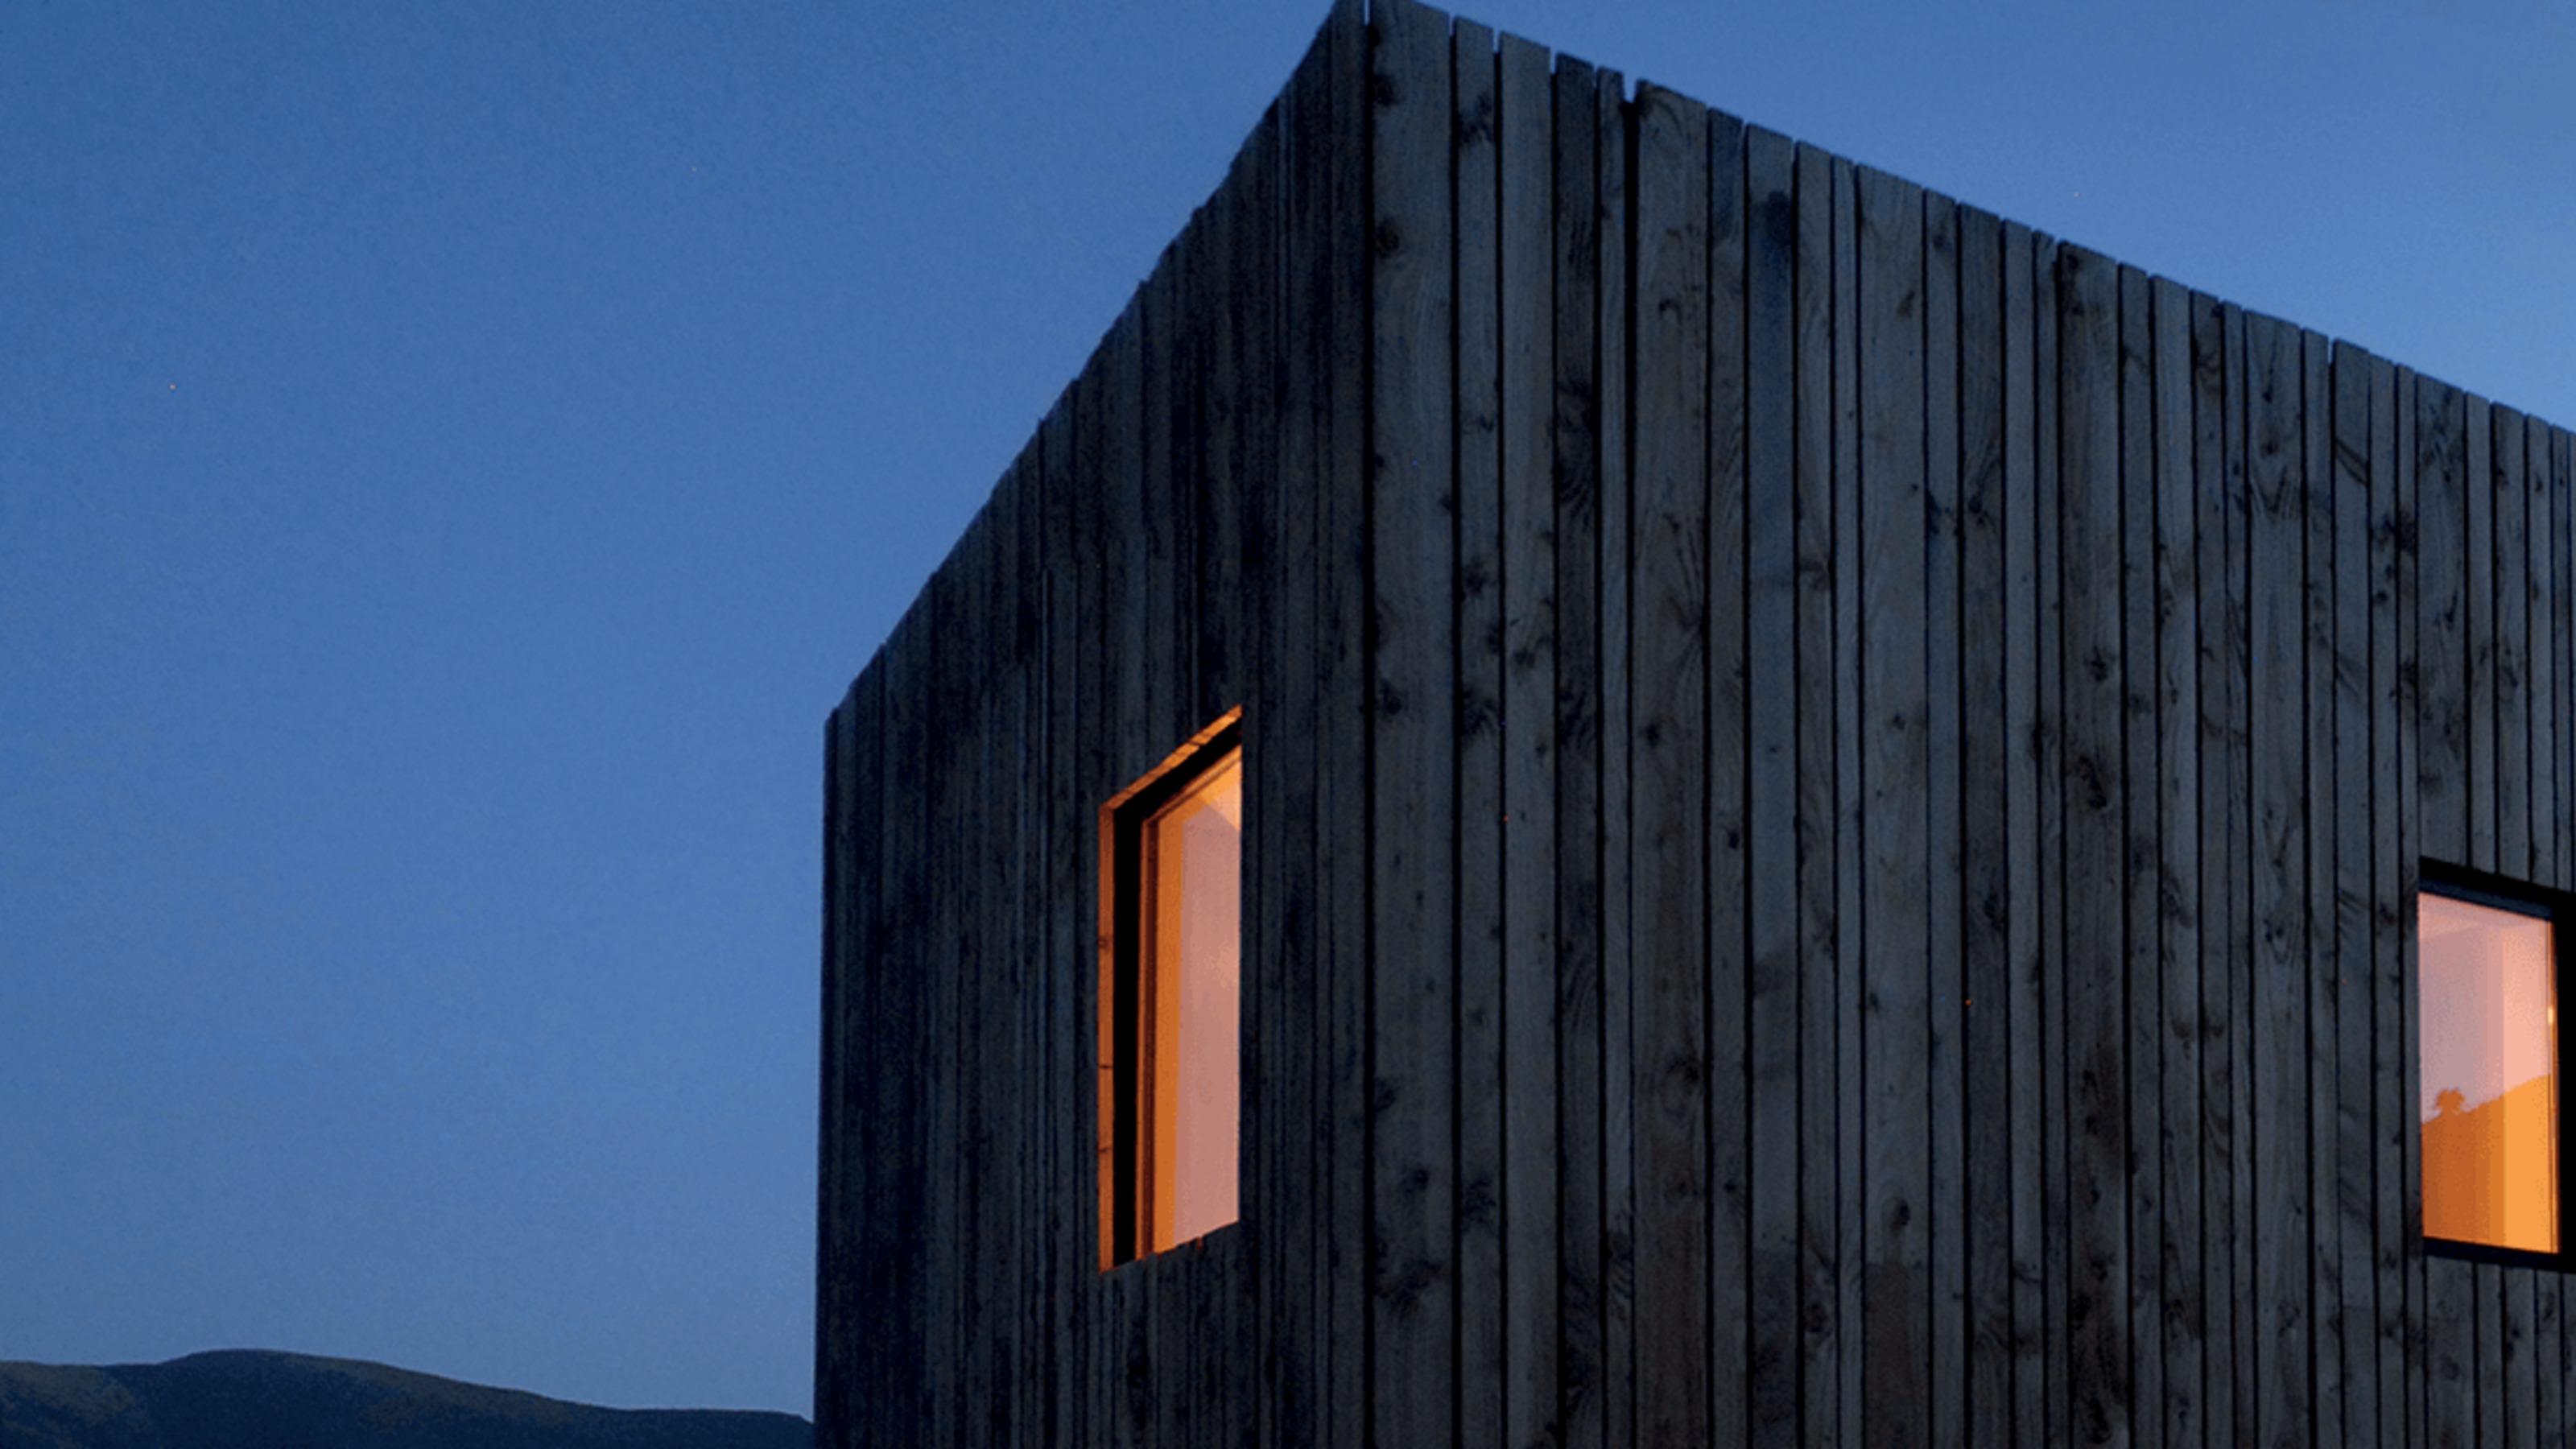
<box><xmin>818</xmin><ymin>1</ymin><xmax>2576</xmax><ymax>1443</ymax></box>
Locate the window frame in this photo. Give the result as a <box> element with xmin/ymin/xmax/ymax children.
<box><xmin>2418</xmin><ymin>858</ymin><xmax>2576</xmax><ymax>1271</ymax></box>
<box><xmin>1097</xmin><ymin>709</ymin><xmax>1244</xmax><ymax>1269</ymax></box>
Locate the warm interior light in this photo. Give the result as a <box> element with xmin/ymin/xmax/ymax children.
<box><xmin>1145</xmin><ymin>749</ymin><xmax>1241</xmax><ymax>1249</ymax></box>
<box><xmin>2420</xmin><ymin>890</ymin><xmax>2558</xmax><ymax>1254</ymax></box>
<box><xmin>1099</xmin><ymin>712</ymin><xmax>1243</xmax><ymax>1269</ymax></box>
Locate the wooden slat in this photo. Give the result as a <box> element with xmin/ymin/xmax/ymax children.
<box><xmin>1142</xmin><ymin>243</ymin><xmax>1183</xmax><ymax>763</ymax></box>
<box><xmin>2004</xmin><ymin>220</ymin><xmax>2047</xmax><ymax>1449</ymax></box>
<box><xmin>1267</xmin><ymin>35</ymin><xmax>1330</xmax><ymax>1443</ymax></box>
<box><xmin>1075</xmin><ymin>308</ymin><xmax>1125</xmax><ymax>1447</ymax></box>
<box><xmin>2055</xmin><ymin>242</ymin><xmax>2129</xmax><ymax>1444</ymax></box>
<box><xmin>1010</xmin><ymin>450</ymin><xmax>1042</xmax><ymax>1449</ymax></box>
<box><xmin>2188</xmin><ymin>288</ymin><xmax>2239</xmax><ymax>1449</ymax></box>
<box><xmin>1071</xmin><ymin>340</ymin><xmax>1114</xmax><ymax>1447</ymax></box>
<box><xmin>1315</xmin><ymin>6</ymin><xmax>1370</xmax><ymax>1442</ymax></box>
<box><xmin>1857</xmin><ymin>162</ymin><xmax>1932</xmax><ymax>1449</ymax></box>
<box><xmin>822</xmin><ymin>664</ymin><xmax>881</xmax><ymax>1447</ymax></box>
<box><xmin>2366</xmin><ymin>351</ymin><xmax>2408</xmax><ymax>1449</ymax></box>
<box><xmin>1951</xmin><ymin>199</ymin><xmax>2010</xmax><ymax>1447</ymax></box>
<box><xmin>985</xmin><ymin>460</ymin><xmax>1029</xmax><ymax>1448</ymax></box>
<box><xmin>2388</xmin><ymin>368</ymin><xmax>2421</xmax><ymax>1449</ymax></box>
<box><xmin>1552</xmin><ymin>52</ymin><xmax>1608</xmax><ymax>1449</ymax></box>
<box><xmin>2033</xmin><ymin>223</ymin><xmax>2070</xmax><ymax>1449</ymax></box>
<box><xmin>2496</xmin><ymin>407</ymin><xmax>2531</xmax><ymax>876</ymax></box>
<box><xmin>1831</xmin><ymin>146</ymin><xmax>1864</xmax><ymax>1449</ymax></box>
<box><xmin>2151</xmin><ymin>273</ymin><xmax>2204</xmax><ymax>1449</ymax></box>
<box><xmin>1597</xmin><ymin>60</ymin><xmax>1639</xmax><ymax>1449</ymax></box>
<box><xmin>1922</xmin><ymin>187</ymin><xmax>1967</xmax><ymax>1449</ymax></box>
<box><xmin>1629</xmin><ymin>77</ymin><xmax>1712</xmax><ymax>1449</ymax></box>
<box><xmin>2332</xmin><ymin>343</ymin><xmax>2379</xmax><ymax>1449</ymax></box>
<box><xmin>2245</xmin><ymin>309</ymin><xmax>2311</xmax><ymax>1449</ymax></box>
<box><xmin>1451</xmin><ymin>27</ymin><xmax>1507</xmax><ymax>1447</ymax></box>
<box><xmin>2221</xmin><ymin>301</ymin><xmax>2259</xmax><ymax>1449</ymax></box>
<box><xmin>2468</xmin><ymin>393</ymin><xmax>2496</xmax><ymax>877</ymax></box>
<box><xmin>1038</xmin><ymin>398</ymin><xmax>1084</xmax><ymax>1449</ymax></box>
<box><xmin>1368</xmin><ymin>3</ymin><xmax>1457</xmax><ymax>1440</ymax></box>
<box><xmin>2116</xmin><ymin>262</ymin><xmax>2163</xmax><ymax>1449</ymax></box>
<box><xmin>875</xmin><ymin>606</ymin><xmax>934</xmax><ymax>1445</ymax></box>
<box><xmin>1707</xmin><ymin>101</ymin><xmax>1753</xmax><ymax>1449</ymax></box>
<box><xmin>2299</xmin><ymin>328</ymin><xmax>2342</xmax><ymax>1449</ymax></box>
<box><xmin>1741</xmin><ymin>120</ymin><xmax>1800</xmax><ymax>1449</ymax></box>
<box><xmin>1790</xmin><ymin>136</ymin><xmax>1843</xmax><ymax>1449</ymax></box>
<box><xmin>931</xmin><ymin>527</ymin><xmax>979</xmax><ymax>1449</ymax></box>
<box><xmin>1495</xmin><ymin>33</ymin><xmax>1559</xmax><ymax>1449</ymax></box>
<box><xmin>2528</xmin><ymin>414</ymin><xmax>2558</xmax><ymax>884</ymax></box>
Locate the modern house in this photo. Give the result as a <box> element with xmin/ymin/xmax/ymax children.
<box><xmin>814</xmin><ymin>0</ymin><xmax>2576</xmax><ymax>1443</ymax></box>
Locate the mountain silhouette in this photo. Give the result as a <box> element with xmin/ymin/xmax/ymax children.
<box><xmin>0</xmin><ymin>1349</ymin><xmax>811</xmax><ymax>1449</ymax></box>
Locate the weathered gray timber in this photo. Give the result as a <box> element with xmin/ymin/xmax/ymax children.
<box><xmin>816</xmin><ymin>1</ymin><xmax>2576</xmax><ymax>1442</ymax></box>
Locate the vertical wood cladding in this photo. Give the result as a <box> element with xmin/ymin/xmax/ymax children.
<box><xmin>816</xmin><ymin>0</ymin><xmax>2576</xmax><ymax>1442</ymax></box>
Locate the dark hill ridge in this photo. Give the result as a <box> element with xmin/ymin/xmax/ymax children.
<box><xmin>0</xmin><ymin>1349</ymin><xmax>811</xmax><ymax>1449</ymax></box>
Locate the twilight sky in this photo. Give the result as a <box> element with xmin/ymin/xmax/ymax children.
<box><xmin>6</xmin><ymin>0</ymin><xmax>2574</xmax><ymax>1420</ymax></box>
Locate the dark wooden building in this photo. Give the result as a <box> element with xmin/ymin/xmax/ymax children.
<box><xmin>815</xmin><ymin>0</ymin><xmax>2576</xmax><ymax>1442</ymax></box>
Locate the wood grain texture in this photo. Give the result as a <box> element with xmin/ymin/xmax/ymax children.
<box><xmin>2033</xmin><ymin>225</ymin><xmax>2070</xmax><ymax>1449</ymax></box>
<box><xmin>814</xmin><ymin>7</ymin><xmax>2576</xmax><ymax>1440</ymax></box>
<box><xmin>1596</xmin><ymin>60</ymin><xmax>1638</xmax><ymax>1449</ymax></box>
<box><xmin>1706</xmin><ymin>101</ymin><xmax>1752</xmax><ymax>1449</ymax></box>
<box><xmin>1451</xmin><ymin>27</ymin><xmax>1508</xmax><ymax>1446</ymax></box>
<box><xmin>1790</xmin><ymin>135</ymin><xmax>1843</xmax><ymax>1449</ymax></box>
<box><xmin>2149</xmin><ymin>274</ymin><xmax>2203</xmax><ymax>1449</ymax></box>
<box><xmin>1858</xmin><ymin>161</ymin><xmax>1932</xmax><ymax>1449</ymax></box>
<box><xmin>1552</xmin><ymin>51</ymin><xmax>1608</xmax><ymax>1449</ymax></box>
<box><xmin>2331</xmin><ymin>342</ymin><xmax>2378</xmax><ymax>1449</ymax></box>
<box><xmin>1629</xmin><ymin>76</ymin><xmax>1713</xmax><ymax>1449</ymax></box>
<box><xmin>1317</xmin><ymin>8</ymin><xmax>1371</xmax><ymax>1443</ymax></box>
<box><xmin>1951</xmin><ymin>196</ymin><xmax>2010</xmax><ymax>1449</ymax></box>
<box><xmin>1922</xmin><ymin>185</ymin><xmax>1966</xmax><ymax>1449</ymax></box>
<box><xmin>1367</xmin><ymin>4</ymin><xmax>1459</xmax><ymax>1442</ymax></box>
<box><xmin>2057</xmin><ymin>242</ymin><xmax>2130</xmax><ymax>1447</ymax></box>
<box><xmin>1495</xmin><ymin>35</ymin><xmax>1560</xmax><ymax>1449</ymax></box>
<box><xmin>2188</xmin><ymin>287</ymin><xmax>2240</xmax><ymax>1449</ymax></box>
<box><xmin>2117</xmin><ymin>263</ymin><xmax>2163</xmax><ymax>1449</ymax></box>
<box><xmin>2004</xmin><ymin>221</ymin><xmax>2048</xmax><ymax>1449</ymax></box>
<box><xmin>1741</xmin><ymin>120</ymin><xmax>1800</xmax><ymax>1449</ymax></box>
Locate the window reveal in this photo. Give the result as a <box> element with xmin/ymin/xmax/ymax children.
<box><xmin>1100</xmin><ymin>711</ymin><xmax>1243</xmax><ymax>1268</ymax></box>
<box><xmin>2419</xmin><ymin>877</ymin><xmax>2561</xmax><ymax>1257</ymax></box>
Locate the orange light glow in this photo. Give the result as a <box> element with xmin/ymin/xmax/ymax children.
<box><xmin>1145</xmin><ymin>749</ymin><xmax>1241</xmax><ymax>1249</ymax></box>
<box><xmin>1098</xmin><ymin>712</ymin><xmax>1243</xmax><ymax>1269</ymax></box>
<box><xmin>2420</xmin><ymin>890</ymin><xmax>2558</xmax><ymax>1254</ymax></box>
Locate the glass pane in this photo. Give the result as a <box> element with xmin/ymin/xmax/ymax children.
<box><xmin>2420</xmin><ymin>890</ymin><xmax>2558</xmax><ymax>1253</ymax></box>
<box><xmin>1146</xmin><ymin>747</ymin><xmax>1241</xmax><ymax>1249</ymax></box>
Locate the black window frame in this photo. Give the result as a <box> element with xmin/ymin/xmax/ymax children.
<box><xmin>2418</xmin><ymin>857</ymin><xmax>2576</xmax><ymax>1272</ymax></box>
<box><xmin>1100</xmin><ymin>713</ymin><xmax>1243</xmax><ymax>1269</ymax></box>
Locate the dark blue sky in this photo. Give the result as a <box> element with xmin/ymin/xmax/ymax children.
<box><xmin>6</xmin><ymin>0</ymin><xmax>2571</xmax><ymax>1419</ymax></box>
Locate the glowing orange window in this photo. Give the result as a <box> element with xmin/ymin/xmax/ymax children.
<box><xmin>2419</xmin><ymin>874</ymin><xmax>2561</xmax><ymax>1257</ymax></box>
<box><xmin>1100</xmin><ymin>710</ymin><xmax>1242</xmax><ymax>1268</ymax></box>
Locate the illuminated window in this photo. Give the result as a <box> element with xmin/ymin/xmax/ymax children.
<box><xmin>1099</xmin><ymin>710</ymin><xmax>1242</xmax><ymax>1268</ymax></box>
<box><xmin>2419</xmin><ymin>867</ymin><xmax>2564</xmax><ymax>1259</ymax></box>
